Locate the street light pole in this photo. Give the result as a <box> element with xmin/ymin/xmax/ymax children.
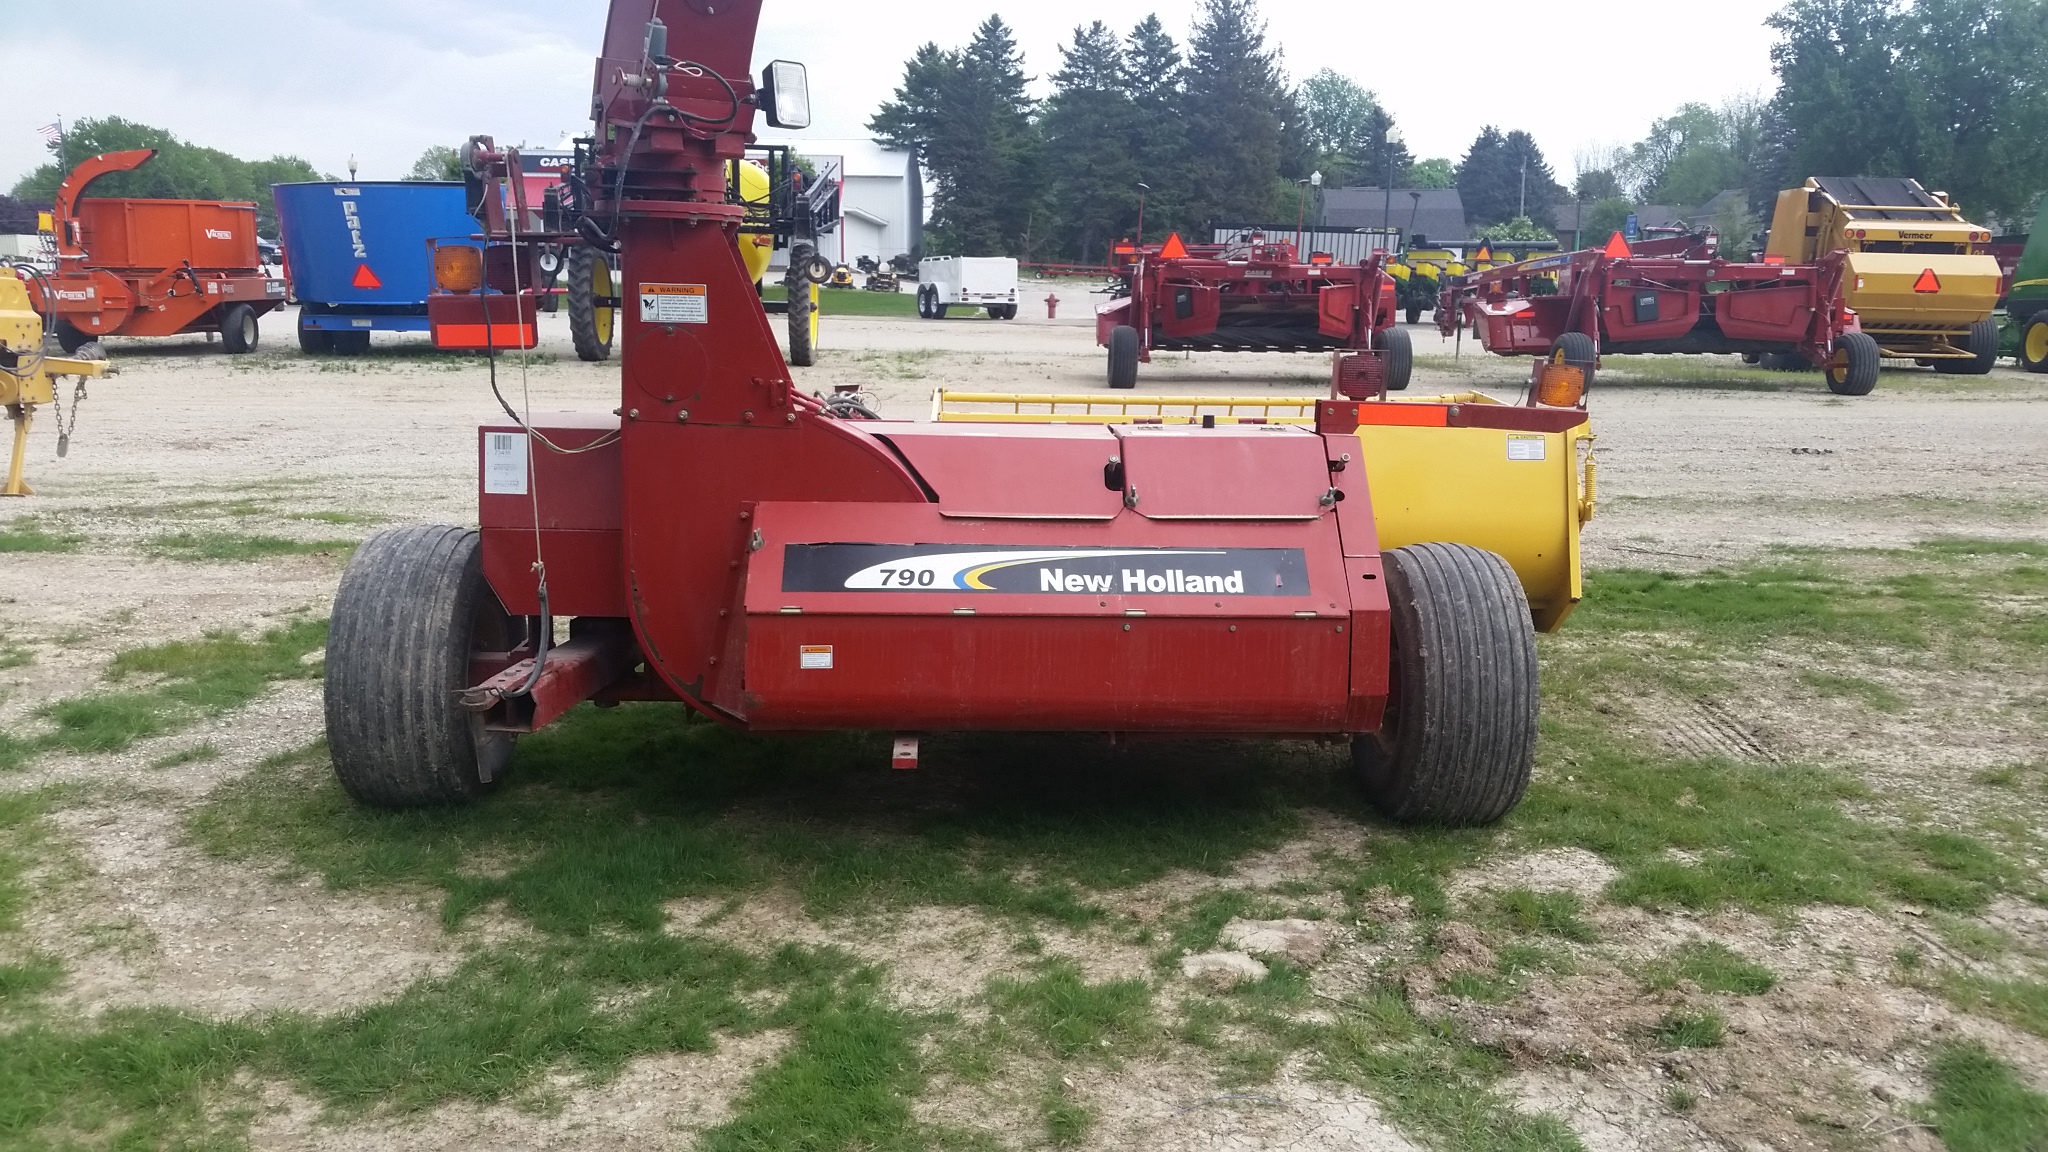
<box><xmin>1383</xmin><ymin>126</ymin><xmax>1403</xmax><ymax>244</ymax></box>
<box><xmin>1135</xmin><ymin>182</ymin><xmax>1150</xmax><ymax>250</ymax></box>
<box><xmin>1408</xmin><ymin>190</ymin><xmax>1422</xmax><ymax>246</ymax></box>
<box><xmin>1296</xmin><ymin>170</ymin><xmax>1322</xmax><ymax>253</ymax></box>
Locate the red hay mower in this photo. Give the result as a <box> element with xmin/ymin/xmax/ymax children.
<box><xmin>322</xmin><ymin>0</ymin><xmax>1597</xmax><ymax>829</ymax></box>
<box><xmin>1095</xmin><ymin>233</ymin><xmax>1411</xmax><ymax>392</ymax></box>
<box><xmin>1438</xmin><ymin>231</ymin><xmax>1881</xmax><ymax>396</ymax></box>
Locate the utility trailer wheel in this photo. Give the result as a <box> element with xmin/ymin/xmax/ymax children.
<box><xmin>1826</xmin><ymin>332</ymin><xmax>1880</xmax><ymax>396</ymax></box>
<box><xmin>297</xmin><ymin>325</ymin><xmax>332</xmax><ymax>354</ymax></box>
<box><xmin>1107</xmin><ymin>324</ymin><xmax>1140</xmax><ymax>389</ymax></box>
<box><xmin>2021</xmin><ymin>312</ymin><xmax>2048</xmax><ymax>374</ymax></box>
<box><xmin>1934</xmin><ymin>318</ymin><xmax>1999</xmax><ymax>375</ymax></box>
<box><xmin>330</xmin><ymin>331</ymin><xmax>371</xmax><ymax>356</ymax></box>
<box><xmin>325</xmin><ymin>525</ymin><xmax>519</xmax><ymax>808</ymax></box>
<box><xmin>994</xmin><ymin>304</ymin><xmax>1017</xmax><ymax>320</ymax></box>
<box><xmin>1374</xmin><ymin>324</ymin><xmax>1413</xmax><ymax>391</ymax></box>
<box><xmin>1353</xmin><ymin>542</ymin><xmax>1538</xmax><ymax>826</ymax></box>
<box><xmin>220</xmin><ymin>304</ymin><xmax>258</xmax><ymax>354</ymax></box>
<box><xmin>916</xmin><ymin>287</ymin><xmax>933</xmax><ymax>319</ymax></box>
<box><xmin>567</xmin><ymin>246</ymin><xmax>615</xmax><ymax>363</ymax></box>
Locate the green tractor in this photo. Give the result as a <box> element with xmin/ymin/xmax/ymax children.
<box><xmin>2004</xmin><ymin>199</ymin><xmax>2048</xmax><ymax>373</ymax></box>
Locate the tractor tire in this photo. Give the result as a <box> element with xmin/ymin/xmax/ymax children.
<box><xmin>1353</xmin><ymin>542</ymin><xmax>1538</xmax><ymax>826</ymax></box>
<box><xmin>53</xmin><ymin>319</ymin><xmax>90</xmax><ymax>354</ymax></box>
<box><xmin>1375</xmin><ymin>324</ymin><xmax>1413</xmax><ymax>391</ymax></box>
<box><xmin>567</xmin><ymin>246</ymin><xmax>615</xmax><ymax>363</ymax></box>
<box><xmin>1548</xmin><ymin>331</ymin><xmax>1597</xmax><ymax>394</ymax></box>
<box><xmin>1759</xmin><ymin>351</ymin><xmax>1804</xmax><ymax>371</ymax></box>
<box><xmin>2020</xmin><ymin>311</ymin><xmax>2048</xmax><ymax>374</ymax></box>
<box><xmin>330</xmin><ymin>330</ymin><xmax>371</xmax><ymax>356</ymax></box>
<box><xmin>220</xmin><ymin>304</ymin><xmax>258</xmax><ymax>354</ymax></box>
<box><xmin>298</xmin><ymin>324</ymin><xmax>332</xmax><ymax>354</ymax></box>
<box><xmin>1934</xmin><ymin>318</ymin><xmax>1999</xmax><ymax>375</ymax></box>
<box><xmin>1826</xmin><ymin>332</ymin><xmax>1880</xmax><ymax>396</ymax></box>
<box><xmin>785</xmin><ymin>241</ymin><xmax>818</xmax><ymax>367</ymax></box>
<box><xmin>325</xmin><ymin>525</ymin><xmax>519</xmax><ymax>809</ymax></box>
<box><xmin>1108</xmin><ymin>324</ymin><xmax>1140</xmax><ymax>389</ymax></box>
<box><xmin>1405</xmin><ymin>304</ymin><xmax>1423</xmax><ymax>326</ymax></box>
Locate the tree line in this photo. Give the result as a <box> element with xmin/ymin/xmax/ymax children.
<box><xmin>10</xmin><ymin>118</ymin><xmax>324</xmax><ymax>240</ymax></box>
<box><xmin>876</xmin><ymin>0</ymin><xmax>2048</xmax><ymax>262</ymax></box>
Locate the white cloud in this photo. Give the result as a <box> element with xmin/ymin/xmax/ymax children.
<box><xmin>3</xmin><ymin>1</ymin><xmax>1782</xmax><ymax>195</ymax></box>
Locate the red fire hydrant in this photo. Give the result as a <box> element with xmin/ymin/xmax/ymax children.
<box><xmin>1045</xmin><ymin>293</ymin><xmax>1060</xmax><ymax>319</ymax></box>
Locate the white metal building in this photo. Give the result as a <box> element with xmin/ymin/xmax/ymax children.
<box><xmin>759</xmin><ymin>136</ymin><xmax>922</xmax><ymax>270</ymax></box>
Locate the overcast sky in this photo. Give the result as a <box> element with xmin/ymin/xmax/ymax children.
<box><xmin>1</xmin><ymin>1</ymin><xmax>1786</xmax><ymax>193</ymax></box>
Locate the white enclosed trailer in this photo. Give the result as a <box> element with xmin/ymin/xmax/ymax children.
<box><xmin>917</xmin><ymin>256</ymin><xmax>1019</xmax><ymax>319</ymax></box>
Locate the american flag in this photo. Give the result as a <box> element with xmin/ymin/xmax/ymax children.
<box><xmin>37</xmin><ymin>122</ymin><xmax>62</xmax><ymax>144</ymax></box>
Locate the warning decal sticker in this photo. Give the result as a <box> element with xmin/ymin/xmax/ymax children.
<box><xmin>640</xmin><ymin>282</ymin><xmax>708</xmax><ymax>324</ymax></box>
<box><xmin>1506</xmin><ymin>435</ymin><xmax>1547</xmax><ymax>462</ymax></box>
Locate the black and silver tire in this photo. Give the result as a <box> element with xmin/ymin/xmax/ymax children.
<box><xmin>917</xmin><ymin>286</ymin><xmax>933</xmax><ymax>319</ymax></box>
<box><xmin>1108</xmin><ymin>324</ymin><xmax>1140</xmax><ymax>389</ymax></box>
<box><xmin>53</xmin><ymin>319</ymin><xmax>91</xmax><ymax>354</ymax></box>
<box><xmin>298</xmin><ymin>324</ymin><xmax>332</xmax><ymax>354</ymax></box>
<box><xmin>325</xmin><ymin>525</ymin><xmax>519</xmax><ymax>808</ymax></box>
<box><xmin>785</xmin><ymin>241</ymin><xmax>818</xmax><ymax>367</ymax></box>
<box><xmin>1934</xmin><ymin>318</ymin><xmax>1999</xmax><ymax>376</ymax></box>
<box><xmin>2020</xmin><ymin>311</ymin><xmax>2048</xmax><ymax>374</ymax></box>
<box><xmin>1375</xmin><ymin>324</ymin><xmax>1414</xmax><ymax>391</ymax></box>
<box><xmin>1354</xmin><ymin>542</ymin><xmax>1538</xmax><ymax>826</ymax></box>
<box><xmin>220</xmin><ymin>304</ymin><xmax>258</xmax><ymax>354</ymax></box>
<box><xmin>1826</xmin><ymin>331</ymin><xmax>1880</xmax><ymax>396</ymax></box>
<box><xmin>567</xmin><ymin>246</ymin><xmax>615</xmax><ymax>363</ymax></box>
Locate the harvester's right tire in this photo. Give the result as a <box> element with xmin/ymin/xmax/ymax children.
<box><xmin>298</xmin><ymin>325</ymin><xmax>332</xmax><ymax>354</ymax></box>
<box><xmin>1353</xmin><ymin>542</ymin><xmax>1538</xmax><ymax>827</ymax></box>
<box><xmin>220</xmin><ymin>304</ymin><xmax>258</xmax><ymax>354</ymax></box>
<box><xmin>325</xmin><ymin>525</ymin><xmax>518</xmax><ymax>809</ymax></box>
<box><xmin>1935</xmin><ymin>318</ymin><xmax>1999</xmax><ymax>376</ymax></box>
<box><xmin>1548</xmin><ymin>331</ymin><xmax>1597</xmax><ymax>394</ymax></box>
<box><xmin>567</xmin><ymin>246</ymin><xmax>615</xmax><ymax>363</ymax></box>
<box><xmin>2021</xmin><ymin>312</ymin><xmax>2048</xmax><ymax>374</ymax></box>
<box><xmin>1108</xmin><ymin>324</ymin><xmax>1140</xmax><ymax>389</ymax></box>
<box><xmin>1375</xmin><ymin>325</ymin><xmax>1413</xmax><ymax>391</ymax></box>
<box><xmin>1826</xmin><ymin>332</ymin><xmax>1880</xmax><ymax>396</ymax></box>
<box><xmin>330</xmin><ymin>331</ymin><xmax>371</xmax><ymax>356</ymax></box>
<box><xmin>53</xmin><ymin>320</ymin><xmax>90</xmax><ymax>354</ymax></box>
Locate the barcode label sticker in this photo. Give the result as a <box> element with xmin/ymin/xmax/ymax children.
<box><xmin>484</xmin><ymin>432</ymin><xmax>529</xmax><ymax>495</ymax></box>
<box><xmin>799</xmin><ymin>645</ymin><xmax>834</xmax><ymax>670</ymax></box>
<box><xmin>640</xmin><ymin>282</ymin><xmax>708</xmax><ymax>324</ymax></box>
<box><xmin>1506</xmin><ymin>435</ymin><xmax>1547</xmax><ymax>462</ymax></box>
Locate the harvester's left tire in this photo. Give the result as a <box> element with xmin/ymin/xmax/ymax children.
<box><xmin>1375</xmin><ymin>325</ymin><xmax>1413</xmax><ymax>391</ymax></box>
<box><xmin>1826</xmin><ymin>332</ymin><xmax>1880</xmax><ymax>396</ymax></box>
<box><xmin>221</xmin><ymin>305</ymin><xmax>258</xmax><ymax>354</ymax></box>
<box><xmin>1108</xmin><ymin>325</ymin><xmax>1140</xmax><ymax>389</ymax></box>
<box><xmin>1353</xmin><ymin>542</ymin><xmax>1538</xmax><ymax>827</ymax></box>
<box><xmin>325</xmin><ymin>525</ymin><xmax>518</xmax><ymax>809</ymax></box>
<box><xmin>2021</xmin><ymin>313</ymin><xmax>2048</xmax><ymax>374</ymax></box>
<box><xmin>1935</xmin><ymin>319</ymin><xmax>1999</xmax><ymax>376</ymax></box>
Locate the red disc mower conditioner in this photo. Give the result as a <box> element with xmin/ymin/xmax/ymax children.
<box><xmin>272</xmin><ymin>181</ymin><xmax>481</xmax><ymax>354</ymax></box>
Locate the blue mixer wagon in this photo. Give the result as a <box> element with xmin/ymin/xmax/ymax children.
<box><xmin>273</xmin><ymin>181</ymin><xmax>480</xmax><ymax>354</ymax></box>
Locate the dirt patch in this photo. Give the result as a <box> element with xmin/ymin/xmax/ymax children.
<box><xmin>243</xmin><ymin>1029</ymin><xmax>790</xmax><ymax>1151</ymax></box>
<box><xmin>1448</xmin><ymin>848</ymin><xmax>1622</xmax><ymax>903</ymax></box>
<box><xmin>1085</xmin><ymin>1055</ymin><xmax>1424</xmax><ymax>1151</ymax></box>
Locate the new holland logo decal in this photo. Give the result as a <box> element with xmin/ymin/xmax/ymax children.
<box><xmin>781</xmin><ymin>544</ymin><xmax>1309</xmax><ymax>596</ymax></box>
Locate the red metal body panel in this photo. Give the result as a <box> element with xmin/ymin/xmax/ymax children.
<box><xmin>460</xmin><ymin>0</ymin><xmax>1395</xmax><ymax>740</ymax></box>
<box><xmin>73</xmin><ymin>199</ymin><xmax>260</xmax><ymax>270</ymax></box>
<box><xmin>1438</xmin><ymin>233</ymin><xmax>1855</xmax><ymax>366</ymax></box>
<box><xmin>479</xmin><ymin>416</ymin><xmax>627</xmax><ymax>617</ymax></box>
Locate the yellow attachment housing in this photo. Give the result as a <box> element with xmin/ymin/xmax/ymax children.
<box><xmin>4</xmin><ymin>274</ymin><xmax>109</xmax><ymax>497</ymax></box>
<box><xmin>1844</xmin><ymin>250</ymin><xmax>2003</xmax><ymax>330</ymax></box>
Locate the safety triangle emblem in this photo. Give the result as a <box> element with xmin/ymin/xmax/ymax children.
<box><xmin>1473</xmin><ymin>242</ymin><xmax>1494</xmax><ymax>263</ymax></box>
<box><xmin>351</xmin><ymin>263</ymin><xmax>383</xmax><ymax>290</ymax></box>
<box><xmin>1159</xmin><ymin>232</ymin><xmax>1189</xmax><ymax>260</ymax></box>
<box><xmin>1602</xmin><ymin>232</ymin><xmax>1631</xmax><ymax>259</ymax></box>
<box><xmin>1912</xmin><ymin>267</ymin><xmax>1940</xmax><ymax>293</ymax></box>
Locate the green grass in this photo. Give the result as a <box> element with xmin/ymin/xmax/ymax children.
<box><xmin>1798</xmin><ymin>670</ymin><xmax>1907</xmax><ymax>712</ymax></box>
<box><xmin>761</xmin><ymin>284</ymin><xmax>921</xmax><ymax>317</ymax></box>
<box><xmin>142</xmin><ymin>532</ymin><xmax>356</xmax><ymax>562</ymax></box>
<box><xmin>1930</xmin><ymin>1042</ymin><xmax>2048</xmax><ymax>1152</ymax></box>
<box><xmin>0</xmin><ymin>645</ymin><xmax>32</xmax><ymax>670</ymax></box>
<box><xmin>1653</xmin><ymin>1008</ymin><xmax>1724</xmax><ymax>1049</ymax></box>
<box><xmin>151</xmin><ymin>743</ymin><xmax>219</xmax><ymax>770</ymax></box>
<box><xmin>986</xmin><ymin>960</ymin><xmax>1152</xmax><ymax>1060</ymax></box>
<box><xmin>286</xmin><ymin>510</ymin><xmax>385</xmax><ymax>525</ymax></box>
<box><xmin>0</xmin><ymin>519</ymin><xmax>83</xmax><ymax>554</ymax></box>
<box><xmin>12</xmin><ymin>620</ymin><xmax>327</xmax><ymax>763</ymax></box>
<box><xmin>1489</xmin><ymin>889</ymin><xmax>1597</xmax><ymax>942</ymax></box>
<box><xmin>1939</xmin><ymin>974</ymin><xmax>2048</xmax><ymax>1039</ymax></box>
<box><xmin>1640</xmin><ymin>941</ymin><xmax>1776</xmax><ymax>995</ymax></box>
<box><xmin>190</xmin><ymin>714</ymin><xmax>1324</xmax><ymax>934</ymax></box>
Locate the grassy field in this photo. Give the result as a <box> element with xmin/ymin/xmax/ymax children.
<box><xmin>761</xmin><ymin>285</ymin><xmax>925</xmax><ymax>318</ymax></box>
<box><xmin>1</xmin><ymin>538</ymin><xmax>2045</xmax><ymax>1148</ymax></box>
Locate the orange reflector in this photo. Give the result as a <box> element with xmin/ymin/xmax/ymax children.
<box><xmin>1352</xmin><ymin>403</ymin><xmax>1449</xmax><ymax>428</ymax></box>
<box><xmin>1602</xmin><ymin>232</ymin><xmax>1631</xmax><ymax>259</ymax></box>
<box><xmin>1912</xmin><ymin>267</ymin><xmax>1941</xmax><ymax>293</ymax></box>
<box><xmin>1309</xmin><ymin>251</ymin><xmax>1333</xmax><ymax>266</ymax></box>
<box><xmin>434</xmin><ymin>245</ymin><xmax>483</xmax><ymax>293</ymax></box>
<box><xmin>1159</xmin><ymin>232</ymin><xmax>1189</xmax><ymax>260</ymax></box>
<box><xmin>433</xmin><ymin>323</ymin><xmax>537</xmax><ymax>350</ymax></box>
<box><xmin>1536</xmin><ymin>363</ymin><xmax>1586</xmax><ymax>408</ymax></box>
<box><xmin>1762</xmin><ymin>253</ymin><xmax>1786</xmax><ymax>266</ymax></box>
<box><xmin>351</xmin><ymin>263</ymin><xmax>383</xmax><ymax>290</ymax></box>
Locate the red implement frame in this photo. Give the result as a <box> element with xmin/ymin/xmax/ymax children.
<box><xmin>459</xmin><ymin>0</ymin><xmax>1406</xmax><ymax>739</ymax></box>
<box><xmin>37</xmin><ymin>150</ymin><xmax>286</xmax><ymax>344</ymax></box>
<box><xmin>1097</xmin><ymin>235</ymin><xmax>1400</xmax><ymax>361</ymax></box>
<box><xmin>1437</xmin><ymin>232</ymin><xmax>1855</xmax><ymax>367</ymax></box>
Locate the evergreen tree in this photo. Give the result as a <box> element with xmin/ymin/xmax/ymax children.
<box><xmin>1042</xmin><ymin>22</ymin><xmax>1140</xmax><ymax>263</ymax></box>
<box><xmin>1455</xmin><ymin>127</ymin><xmax>1564</xmax><ymax>228</ymax></box>
<box><xmin>1181</xmin><ymin>0</ymin><xmax>1288</xmax><ymax>226</ymax></box>
<box><xmin>1121</xmin><ymin>15</ymin><xmax>1191</xmax><ymax>240</ymax></box>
